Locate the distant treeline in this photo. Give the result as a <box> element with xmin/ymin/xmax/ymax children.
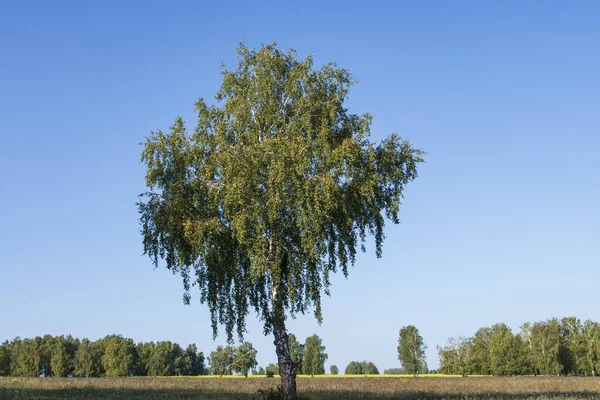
<box><xmin>0</xmin><ymin>335</ymin><xmax>205</xmax><ymax>378</ymax></box>
<box><xmin>437</xmin><ymin>317</ymin><xmax>600</xmax><ymax>376</ymax></box>
<box><xmin>3</xmin><ymin>316</ymin><xmax>598</xmax><ymax>378</ymax></box>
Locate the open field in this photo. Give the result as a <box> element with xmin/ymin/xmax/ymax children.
<box><xmin>1</xmin><ymin>376</ymin><xmax>600</xmax><ymax>400</ymax></box>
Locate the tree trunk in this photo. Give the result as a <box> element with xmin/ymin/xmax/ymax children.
<box><xmin>273</xmin><ymin>322</ymin><xmax>298</xmax><ymax>400</ymax></box>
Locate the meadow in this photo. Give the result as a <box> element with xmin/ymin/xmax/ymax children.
<box><xmin>1</xmin><ymin>375</ymin><xmax>600</xmax><ymax>400</ymax></box>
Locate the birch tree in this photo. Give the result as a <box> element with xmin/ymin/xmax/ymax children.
<box><xmin>397</xmin><ymin>325</ymin><xmax>427</xmax><ymax>377</ymax></box>
<box><xmin>138</xmin><ymin>43</ymin><xmax>423</xmax><ymax>399</ymax></box>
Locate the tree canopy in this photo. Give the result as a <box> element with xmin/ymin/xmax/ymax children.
<box><xmin>398</xmin><ymin>325</ymin><xmax>427</xmax><ymax>376</ymax></box>
<box><xmin>138</xmin><ymin>43</ymin><xmax>424</xmax><ymax>341</ymax></box>
<box><xmin>138</xmin><ymin>43</ymin><xmax>423</xmax><ymax>399</ymax></box>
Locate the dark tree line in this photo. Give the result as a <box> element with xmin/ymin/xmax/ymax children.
<box><xmin>0</xmin><ymin>335</ymin><xmax>205</xmax><ymax>377</ymax></box>
<box><xmin>438</xmin><ymin>317</ymin><xmax>600</xmax><ymax>376</ymax></box>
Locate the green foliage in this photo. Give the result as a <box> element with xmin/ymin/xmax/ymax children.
<box><xmin>383</xmin><ymin>364</ymin><xmax>428</xmax><ymax>374</ymax></box>
<box><xmin>344</xmin><ymin>360</ymin><xmax>378</xmax><ymax>375</ymax></box>
<box><xmin>49</xmin><ymin>335</ymin><xmax>76</xmax><ymax>377</ymax></box>
<box><xmin>183</xmin><ymin>344</ymin><xmax>205</xmax><ymax>376</ymax></box>
<box><xmin>266</xmin><ymin>363</ymin><xmax>278</xmax><ymax>377</ymax></box>
<box><xmin>582</xmin><ymin>320</ymin><xmax>600</xmax><ymax>376</ymax></box>
<box><xmin>344</xmin><ymin>361</ymin><xmax>362</xmax><ymax>374</ymax></box>
<box><xmin>146</xmin><ymin>341</ymin><xmax>184</xmax><ymax>376</ymax></box>
<box><xmin>134</xmin><ymin>341</ymin><xmax>154</xmax><ymax>376</ymax></box>
<box><xmin>256</xmin><ymin>366</ymin><xmax>266</xmax><ymax>375</ymax></box>
<box><xmin>397</xmin><ymin>325</ymin><xmax>427</xmax><ymax>376</ymax></box>
<box><xmin>470</xmin><ymin>327</ymin><xmax>492</xmax><ymax>375</ymax></box>
<box><xmin>288</xmin><ymin>334</ymin><xmax>304</xmax><ymax>372</ymax></box>
<box><xmin>525</xmin><ymin>319</ymin><xmax>562</xmax><ymax>375</ymax></box>
<box><xmin>0</xmin><ymin>341</ymin><xmax>11</xmax><ymax>376</ymax></box>
<box><xmin>12</xmin><ymin>338</ymin><xmax>42</xmax><ymax>377</ymax></box>
<box><xmin>138</xmin><ymin>43</ymin><xmax>424</xmax><ymax>343</ymax></box>
<box><xmin>74</xmin><ymin>338</ymin><xmax>101</xmax><ymax>378</ymax></box>
<box><xmin>437</xmin><ymin>316</ymin><xmax>600</xmax><ymax>377</ymax></box>
<box><xmin>329</xmin><ymin>365</ymin><xmax>338</xmax><ymax>375</ymax></box>
<box><xmin>360</xmin><ymin>361</ymin><xmax>379</xmax><ymax>375</ymax></box>
<box><xmin>233</xmin><ymin>342</ymin><xmax>258</xmax><ymax>377</ymax></box>
<box><xmin>488</xmin><ymin>323</ymin><xmax>523</xmax><ymax>376</ymax></box>
<box><xmin>209</xmin><ymin>345</ymin><xmax>235</xmax><ymax>377</ymax></box>
<box><xmin>1</xmin><ymin>334</ymin><xmax>207</xmax><ymax>378</ymax></box>
<box><xmin>438</xmin><ymin>337</ymin><xmax>473</xmax><ymax>376</ymax></box>
<box><xmin>383</xmin><ymin>368</ymin><xmax>404</xmax><ymax>374</ymax></box>
<box><xmin>101</xmin><ymin>335</ymin><xmax>135</xmax><ymax>377</ymax></box>
<box><xmin>302</xmin><ymin>335</ymin><xmax>327</xmax><ymax>376</ymax></box>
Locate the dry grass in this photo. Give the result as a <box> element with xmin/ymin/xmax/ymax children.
<box><xmin>0</xmin><ymin>376</ymin><xmax>599</xmax><ymax>399</ymax></box>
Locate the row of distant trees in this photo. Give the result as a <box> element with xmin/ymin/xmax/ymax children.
<box><xmin>4</xmin><ymin>317</ymin><xmax>597</xmax><ymax>378</ymax></box>
<box><xmin>437</xmin><ymin>317</ymin><xmax>600</xmax><ymax>376</ymax></box>
<box><xmin>0</xmin><ymin>333</ymin><xmax>331</xmax><ymax>378</ymax></box>
<box><xmin>0</xmin><ymin>335</ymin><xmax>206</xmax><ymax>378</ymax></box>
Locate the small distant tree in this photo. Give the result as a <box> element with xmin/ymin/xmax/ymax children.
<box><xmin>398</xmin><ymin>325</ymin><xmax>427</xmax><ymax>377</ymax></box>
<box><xmin>233</xmin><ymin>342</ymin><xmax>258</xmax><ymax>377</ymax></box>
<box><xmin>302</xmin><ymin>335</ymin><xmax>327</xmax><ymax>376</ymax></box>
<box><xmin>329</xmin><ymin>365</ymin><xmax>339</xmax><ymax>375</ymax></box>
<box><xmin>345</xmin><ymin>361</ymin><xmax>362</xmax><ymax>375</ymax></box>
<box><xmin>383</xmin><ymin>368</ymin><xmax>404</xmax><ymax>374</ymax></box>
<box><xmin>266</xmin><ymin>363</ymin><xmax>278</xmax><ymax>377</ymax></box>
<box><xmin>209</xmin><ymin>345</ymin><xmax>234</xmax><ymax>377</ymax></box>
<box><xmin>361</xmin><ymin>361</ymin><xmax>379</xmax><ymax>375</ymax></box>
<box><xmin>257</xmin><ymin>366</ymin><xmax>266</xmax><ymax>375</ymax></box>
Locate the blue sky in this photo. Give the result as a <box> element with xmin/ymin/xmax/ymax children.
<box><xmin>1</xmin><ymin>0</ymin><xmax>599</xmax><ymax>371</ymax></box>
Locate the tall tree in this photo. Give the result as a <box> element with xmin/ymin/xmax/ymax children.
<box><xmin>302</xmin><ymin>335</ymin><xmax>327</xmax><ymax>376</ymax></box>
<box><xmin>470</xmin><ymin>327</ymin><xmax>492</xmax><ymax>375</ymax></box>
<box><xmin>182</xmin><ymin>344</ymin><xmax>205</xmax><ymax>376</ymax></box>
<box><xmin>438</xmin><ymin>337</ymin><xmax>473</xmax><ymax>377</ymax></box>
<box><xmin>148</xmin><ymin>341</ymin><xmax>176</xmax><ymax>376</ymax></box>
<box><xmin>232</xmin><ymin>342</ymin><xmax>258</xmax><ymax>377</ymax></box>
<box><xmin>74</xmin><ymin>339</ymin><xmax>99</xmax><ymax>378</ymax></box>
<box><xmin>529</xmin><ymin>319</ymin><xmax>562</xmax><ymax>375</ymax></box>
<box><xmin>134</xmin><ymin>342</ymin><xmax>155</xmax><ymax>376</ymax></box>
<box><xmin>0</xmin><ymin>341</ymin><xmax>11</xmax><ymax>376</ymax></box>
<box><xmin>101</xmin><ymin>335</ymin><xmax>135</xmax><ymax>377</ymax></box>
<box><xmin>397</xmin><ymin>325</ymin><xmax>427</xmax><ymax>377</ymax></box>
<box><xmin>583</xmin><ymin>320</ymin><xmax>600</xmax><ymax>376</ymax></box>
<box><xmin>360</xmin><ymin>361</ymin><xmax>379</xmax><ymax>374</ymax></box>
<box><xmin>12</xmin><ymin>338</ymin><xmax>42</xmax><ymax>377</ymax></box>
<box><xmin>138</xmin><ymin>43</ymin><xmax>423</xmax><ymax>400</ymax></box>
<box><xmin>560</xmin><ymin>317</ymin><xmax>586</xmax><ymax>375</ymax></box>
<box><xmin>489</xmin><ymin>323</ymin><xmax>520</xmax><ymax>376</ymax></box>
<box><xmin>49</xmin><ymin>335</ymin><xmax>76</xmax><ymax>377</ymax></box>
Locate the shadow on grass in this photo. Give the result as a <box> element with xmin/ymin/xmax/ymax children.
<box><xmin>1</xmin><ymin>387</ymin><xmax>600</xmax><ymax>400</ymax></box>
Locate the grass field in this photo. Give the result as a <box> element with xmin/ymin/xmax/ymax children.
<box><xmin>1</xmin><ymin>376</ymin><xmax>599</xmax><ymax>400</ymax></box>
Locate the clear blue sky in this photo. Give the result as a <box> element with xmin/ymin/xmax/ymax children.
<box><xmin>1</xmin><ymin>0</ymin><xmax>599</xmax><ymax>371</ymax></box>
